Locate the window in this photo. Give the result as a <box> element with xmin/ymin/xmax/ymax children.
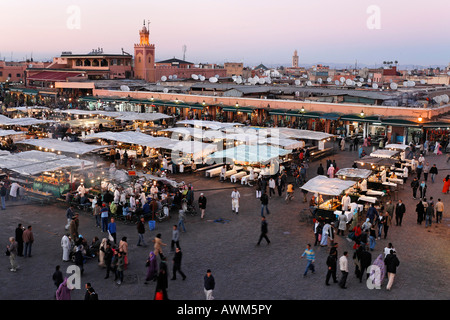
<box><xmin>84</xmin><ymin>59</ymin><xmax>91</xmax><ymax>66</ymax></box>
<box><xmin>75</xmin><ymin>59</ymin><xmax>82</xmax><ymax>66</ymax></box>
<box><xmin>92</xmin><ymin>59</ymin><xmax>99</xmax><ymax>67</ymax></box>
<box><xmin>101</xmin><ymin>59</ymin><xmax>108</xmax><ymax>67</ymax></box>
<box><xmin>16</xmin><ymin>73</ymin><xmax>21</xmax><ymax>77</ymax></box>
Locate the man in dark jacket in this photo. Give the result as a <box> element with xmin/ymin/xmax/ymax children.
<box><xmin>103</xmin><ymin>242</ymin><xmax>113</xmax><ymax>279</ymax></box>
<box><xmin>317</xmin><ymin>163</ymin><xmax>325</xmax><ymax>176</ymax></box>
<box><xmin>257</xmin><ymin>216</ymin><xmax>270</xmax><ymax>245</ymax></box>
<box><xmin>410</xmin><ymin>177</ymin><xmax>419</xmax><ymax>199</ymax></box>
<box><xmin>171</xmin><ymin>247</ymin><xmax>186</xmax><ymax>280</ymax></box>
<box><xmin>15</xmin><ymin>224</ymin><xmax>24</xmax><ymax>257</ymax></box>
<box><xmin>325</xmin><ymin>250</ymin><xmax>338</xmax><ymax>285</ymax></box>
<box><xmin>198</xmin><ymin>193</ymin><xmax>207</xmax><ymax>219</ymax></box>
<box><xmin>204</xmin><ymin>269</ymin><xmax>215</xmax><ymax>300</ymax></box>
<box><xmin>136</xmin><ymin>216</ymin><xmax>146</xmax><ymax>246</ymax></box>
<box><xmin>260</xmin><ymin>192</ymin><xmax>270</xmax><ymax>216</ymax></box>
<box><xmin>385</xmin><ymin>250</ymin><xmax>400</xmax><ymax>290</ymax></box>
<box><xmin>395</xmin><ymin>200</ymin><xmax>406</xmax><ymax>226</ymax></box>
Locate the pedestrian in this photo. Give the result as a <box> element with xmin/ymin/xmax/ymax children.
<box><xmin>360</xmin><ymin>246</ymin><xmax>372</xmax><ymax>282</ymax></box>
<box><xmin>153</xmin><ymin>233</ymin><xmax>167</xmax><ymax>258</ymax></box>
<box><xmin>52</xmin><ymin>265</ymin><xmax>64</xmax><ymax>293</ymax></box>
<box><xmin>136</xmin><ymin>216</ymin><xmax>146</xmax><ymax>247</ymax></box>
<box><xmin>338</xmin><ymin>251</ymin><xmax>349</xmax><ymax>289</ymax></box>
<box><xmin>416</xmin><ymin>161</ymin><xmax>423</xmax><ymax>180</ymax></box>
<box><xmin>204</xmin><ymin>269</ymin><xmax>215</xmax><ymax>300</ymax></box>
<box><xmin>384</xmin><ymin>243</ymin><xmax>396</xmax><ymax>257</ymax></box>
<box><xmin>435</xmin><ymin>198</ymin><xmax>444</xmax><ymax>224</ymax></box>
<box><xmin>369</xmin><ymin>254</ymin><xmax>386</xmax><ymax>289</ymax></box>
<box><xmin>395</xmin><ymin>200</ymin><xmax>405</xmax><ymax>226</ymax></box>
<box><xmin>93</xmin><ymin>202</ymin><xmax>101</xmax><ymax>228</ymax></box>
<box><xmin>415</xmin><ymin>200</ymin><xmax>425</xmax><ymax>225</ymax></box>
<box><xmin>0</xmin><ymin>182</ymin><xmax>7</xmax><ymax>210</ymax></box>
<box><xmin>15</xmin><ymin>223</ymin><xmax>24</xmax><ymax>257</ymax></box>
<box><xmin>69</xmin><ymin>214</ymin><xmax>79</xmax><ymax>241</ymax></box>
<box><xmin>84</xmin><ymin>283</ymin><xmax>96</xmax><ymax>300</ymax></box>
<box><xmin>103</xmin><ymin>242</ymin><xmax>114</xmax><ymax>279</ymax></box>
<box><xmin>6</xmin><ymin>237</ymin><xmax>18</xmax><ymax>272</ymax></box>
<box><xmin>255</xmin><ymin>177</ymin><xmax>262</xmax><ymax>199</ymax></box>
<box><xmin>100</xmin><ymin>203</ymin><xmax>109</xmax><ymax>233</ymax></box>
<box><xmin>115</xmin><ymin>251</ymin><xmax>125</xmax><ymax>285</ymax></box>
<box><xmin>118</xmin><ymin>237</ymin><xmax>128</xmax><ymax>267</ymax></box>
<box><xmin>268</xmin><ymin>177</ymin><xmax>276</xmax><ymax>198</ymax></box>
<box><xmin>177</xmin><ymin>209</ymin><xmax>186</xmax><ymax>232</ymax></box>
<box><xmin>171</xmin><ymin>247</ymin><xmax>186</xmax><ymax>281</ymax></box>
<box><xmin>383</xmin><ymin>212</ymin><xmax>391</xmax><ymax>239</ymax></box>
<box><xmin>256</xmin><ymin>216</ymin><xmax>270</xmax><ymax>245</ymax></box>
<box><xmin>56</xmin><ymin>278</ymin><xmax>73</xmax><ymax>300</ymax></box>
<box><xmin>260</xmin><ymin>192</ymin><xmax>270</xmax><ymax>216</ymax></box>
<box><xmin>320</xmin><ymin>222</ymin><xmax>332</xmax><ymax>247</ymax></box>
<box><xmin>145</xmin><ymin>251</ymin><xmax>158</xmax><ymax>284</ymax></box>
<box><xmin>155</xmin><ymin>262</ymin><xmax>169</xmax><ymax>299</ymax></box>
<box><xmin>171</xmin><ymin>225</ymin><xmax>180</xmax><ymax>252</ymax></box>
<box><xmin>429</xmin><ymin>164</ymin><xmax>438</xmax><ymax>183</ymax></box>
<box><xmin>325</xmin><ymin>248</ymin><xmax>338</xmax><ymax>286</ymax></box>
<box><xmin>61</xmin><ymin>233</ymin><xmax>71</xmax><ymax>262</ymax></box>
<box><xmin>231</xmin><ymin>187</ymin><xmax>240</xmax><ymax>214</ymax></box>
<box><xmin>65</xmin><ymin>205</ymin><xmax>75</xmax><ymax>230</ymax></box>
<box><xmin>419</xmin><ymin>180</ymin><xmax>427</xmax><ymax>199</ymax></box>
<box><xmin>22</xmin><ymin>225</ymin><xmax>34</xmax><ymax>258</ymax></box>
<box><xmin>443</xmin><ymin>175</ymin><xmax>450</xmax><ymax>194</ymax></box>
<box><xmin>425</xmin><ymin>202</ymin><xmax>434</xmax><ymax>228</ymax></box>
<box><xmin>410</xmin><ymin>177</ymin><xmax>419</xmax><ymax>199</ymax></box>
<box><xmin>301</xmin><ymin>243</ymin><xmax>316</xmax><ymax>277</ymax></box>
<box><xmin>98</xmin><ymin>238</ymin><xmax>108</xmax><ymax>268</ymax></box>
<box><xmin>369</xmin><ymin>224</ymin><xmax>376</xmax><ymax>251</ymax></box>
<box><xmin>107</xmin><ymin>217</ymin><xmax>117</xmax><ymax>244</ymax></box>
<box><xmin>317</xmin><ymin>163</ymin><xmax>325</xmax><ymax>175</ymax></box>
<box><xmin>314</xmin><ymin>220</ymin><xmax>323</xmax><ymax>246</ymax></box>
<box><xmin>384</xmin><ymin>250</ymin><xmax>400</xmax><ymax>291</ymax></box>
<box><xmin>74</xmin><ymin>245</ymin><xmax>84</xmax><ymax>275</ymax></box>
<box><xmin>198</xmin><ymin>193</ymin><xmax>207</xmax><ymax>219</ymax></box>
<box><xmin>423</xmin><ymin>162</ymin><xmax>430</xmax><ymax>182</ymax></box>
<box><xmin>385</xmin><ymin>200</ymin><xmax>394</xmax><ymax>219</ymax></box>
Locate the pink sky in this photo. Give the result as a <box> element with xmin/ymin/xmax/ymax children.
<box><xmin>1</xmin><ymin>0</ymin><xmax>449</xmax><ymax>66</ymax></box>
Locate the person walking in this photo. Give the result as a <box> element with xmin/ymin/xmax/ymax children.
<box><xmin>425</xmin><ymin>202</ymin><xmax>434</xmax><ymax>228</ymax></box>
<box><xmin>136</xmin><ymin>216</ymin><xmax>146</xmax><ymax>247</ymax></box>
<box><xmin>336</xmin><ymin>212</ymin><xmax>347</xmax><ymax>236</ymax></box>
<box><xmin>325</xmin><ymin>249</ymin><xmax>338</xmax><ymax>286</ymax></box>
<box><xmin>22</xmin><ymin>225</ymin><xmax>34</xmax><ymax>258</ymax></box>
<box><xmin>84</xmin><ymin>283</ymin><xmax>98</xmax><ymax>300</ymax></box>
<box><xmin>198</xmin><ymin>193</ymin><xmax>207</xmax><ymax>219</ymax></box>
<box><xmin>410</xmin><ymin>177</ymin><xmax>419</xmax><ymax>199</ymax></box>
<box><xmin>15</xmin><ymin>224</ymin><xmax>24</xmax><ymax>257</ymax></box>
<box><xmin>61</xmin><ymin>233</ymin><xmax>71</xmax><ymax>262</ymax></box>
<box><xmin>416</xmin><ymin>200</ymin><xmax>425</xmax><ymax>225</ymax></box>
<box><xmin>383</xmin><ymin>211</ymin><xmax>391</xmax><ymax>239</ymax></box>
<box><xmin>107</xmin><ymin>217</ymin><xmax>117</xmax><ymax>244</ymax></box>
<box><xmin>419</xmin><ymin>180</ymin><xmax>427</xmax><ymax>199</ymax></box>
<box><xmin>171</xmin><ymin>247</ymin><xmax>186</xmax><ymax>281</ymax></box>
<box><xmin>56</xmin><ymin>278</ymin><xmax>73</xmax><ymax>300</ymax></box>
<box><xmin>65</xmin><ymin>205</ymin><xmax>75</xmax><ymax>230</ymax></box>
<box><xmin>429</xmin><ymin>164</ymin><xmax>438</xmax><ymax>183</ymax></box>
<box><xmin>52</xmin><ymin>265</ymin><xmax>64</xmax><ymax>294</ymax></box>
<box><xmin>204</xmin><ymin>269</ymin><xmax>215</xmax><ymax>300</ymax></box>
<box><xmin>231</xmin><ymin>187</ymin><xmax>240</xmax><ymax>214</ymax></box>
<box><xmin>98</xmin><ymin>238</ymin><xmax>108</xmax><ymax>268</ymax></box>
<box><xmin>256</xmin><ymin>216</ymin><xmax>270</xmax><ymax>245</ymax></box>
<box><xmin>118</xmin><ymin>237</ymin><xmax>128</xmax><ymax>268</ymax></box>
<box><xmin>338</xmin><ymin>251</ymin><xmax>349</xmax><ymax>289</ymax></box>
<box><xmin>6</xmin><ymin>237</ymin><xmax>18</xmax><ymax>272</ymax></box>
<box><xmin>260</xmin><ymin>192</ymin><xmax>270</xmax><ymax>216</ymax></box>
<box><xmin>435</xmin><ymin>198</ymin><xmax>444</xmax><ymax>224</ymax></box>
<box><xmin>115</xmin><ymin>251</ymin><xmax>125</xmax><ymax>285</ymax></box>
<box><xmin>268</xmin><ymin>177</ymin><xmax>276</xmax><ymax>198</ymax></box>
<box><xmin>100</xmin><ymin>203</ymin><xmax>109</xmax><ymax>233</ymax></box>
<box><xmin>0</xmin><ymin>182</ymin><xmax>7</xmax><ymax>210</ymax></box>
<box><xmin>395</xmin><ymin>200</ymin><xmax>406</xmax><ymax>226</ymax></box>
<box><xmin>93</xmin><ymin>202</ymin><xmax>101</xmax><ymax>228</ymax></box>
<box><xmin>443</xmin><ymin>175</ymin><xmax>450</xmax><ymax>194</ymax></box>
<box><xmin>423</xmin><ymin>162</ymin><xmax>430</xmax><ymax>182</ymax></box>
<box><xmin>145</xmin><ymin>251</ymin><xmax>158</xmax><ymax>284</ymax></box>
<box><xmin>177</xmin><ymin>209</ymin><xmax>186</xmax><ymax>233</ymax></box>
<box><xmin>153</xmin><ymin>233</ymin><xmax>167</xmax><ymax>259</ymax></box>
<box><xmin>301</xmin><ymin>244</ymin><xmax>316</xmax><ymax>277</ymax></box>
<box><xmin>103</xmin><ymin>242</ymin><xmax>114</xmax><ymax>279</ymax></box>
<box><xmin>171</xmin><ymin>225</ymin><xmax>180</xmax><ymax>252</ymax></box>
<box><xmin>385</xmin><ymin>250</ymin><xmax>400</xmax><ymax>291</ymax></box>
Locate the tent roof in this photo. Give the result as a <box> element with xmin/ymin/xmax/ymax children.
<box><xmin>300</xmin><ymin>175</ymin><xmax>356</xmax><ymax>196</ymax></box>
<box><xmin>335</xmin><ymin>168</ymin><xmax>372</xmax><ymax>179</ymax></box>
<box><xmin>208</xmin><ymin>144</ymin><xmax>291</xmax><ymax>163</ymax></box>
<box><xmin>17</xmin><ymin>138</ymin><xmax>111</xmax><ymax>155</ymax></box>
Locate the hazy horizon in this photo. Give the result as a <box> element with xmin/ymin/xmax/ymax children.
<box><xmin>1</xmin><ymin>0</ymin><xmax>449</xmax><ymax>67</ymax></box>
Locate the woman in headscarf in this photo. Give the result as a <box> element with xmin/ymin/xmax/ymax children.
<box><xmin>442</xmin><ymin>175</ymin><xmax>450</xmax><ymax>194</ymax></box>
<box><xmin>327</xmin><ymin>164</ymin><xmax>335</xmax><ymax>179</ymax></box>
<box><xmin>98</xmin><ymin>238</ymin><xmax>108</xmax><ymax>268</ymax></box>
<box><xmin>369</xmin><ymin>254</ymin><xmax>386</xmax><ymax>289</ymax></box>
<box><xmin>145</xmin><ymin>251</ymin><xmax>159</xmax><ymax>284</ymax></box>
<box><xmin>56</xmin><ymin>277</ymin><xmax>73</xmax><ymax>300</ymax></box>
<box><xmin>320</xmin><ymin>222</ymin><xmax>332</xmax><ymax>247</ymax></box>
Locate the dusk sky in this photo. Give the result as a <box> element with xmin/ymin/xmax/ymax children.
<box><xmin>1</xmin><ymin>0</ymin><xmax>449</xmax><ymax>67</ymax></box>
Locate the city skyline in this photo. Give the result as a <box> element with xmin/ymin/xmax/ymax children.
<box><xmin>1</xmin><ymin>0</ymin><xmax>449</xmax><ymax>67</ymax></box>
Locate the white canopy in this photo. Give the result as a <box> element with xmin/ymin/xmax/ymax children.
<box><xmin>0</xmin><ymin>150</ymin><xmax>92</xmax><ymax>176</ymax></box>
<box><xmin>114</xmin><ymin>112</ymin><xmax>172</xmax><ymax>122</ymax></box>
<box><xmin>176</xmin><ymin>120</ymin><xmax>243</xmax><ymax>130</ymax></box>
<box><xmin>0</xmin><ymin>130</ymin><xmax>26</xmax><ymax>137</ymax></box>
<box><xmin>17</xmin><ymin>138</ymin><xmax>112</xmax><ymax>155</ymax></box>
<box><xmin>336</xmin><ymin>168</ymin><xmax>372</xmax><ymax>179</ymax></box>
<box><xmin>59</xmin><ymin>118</ymin><xmax>113</xmax><ymax>128</ymax></box>
<box><xmin>208</xmin><ymin>144</ymin><xmax>291</xmax><ymax>163</ymax></box>
<box><xmin>370</xmin><ymin>149</ymin><xmax>399</xmax><ymax>158</ymax></box>
<box><xmin>300</xmin><ymin>175</ymin><xmax>356</xmax><ymax>196</ymax></box>
<box><xmin>385</xmin><ymin>144</ymin><xmax>409</xmax><ymax>151</ymax></box>
<box><xmin>268</xmin><ymin>128</ymin><xmax>336</xmax><ymax>141</ymax></box>
<box><xmin>256</xmin><ymin>137</ymin><xmax>304</xmax><ymax>149</ymax></box>
<box><xmin>0</xmin><ymin>115</ymin><xmax>54</xmax><ymax>126</ymax></box>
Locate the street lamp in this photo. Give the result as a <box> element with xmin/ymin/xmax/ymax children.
<box><xmin>360</xmin><ymin>110</ymin><xmax>365</xmax><ymax>117</ymax></box>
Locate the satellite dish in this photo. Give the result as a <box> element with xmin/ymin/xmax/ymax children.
<box><xmin>340</xmin><ymin>77</ymin><xmax>346</xmax><ymax>83</ymax></box>
<box><xmin>266</xmin><ymin>78</ymin><xmax>271</xmax><ymax>84</ymax></box>
<box><xmin>163</xmin><ymin>88</ymin><xmax>169</xmax><ymax>93</ymax></box>
<box><xmin>199</xmin><ymin>75</ymin><xmax>206</xmax><ymax>81</ymax></box>
<box><xmin>168</xmin><ymin>75</ymin><xmax>173</xmax><ymax>80</ymax></box>
<box><xmin>368</xmin><ymin>79</ymin><xmax>372</xmax><ymax>83</ymax></box>
<box><xmin>403</xmin><ymin>81</ymin><xmax>408</xmax><ymax>87</ymax></box>
<box><xmin>295</xmin><ymin>79</ymin><xmax>300</xmax><ymax>85</ymax></box>
<box><xmin>302</xmin><ymin>74</ymin><xmax>308</xmax><ymax>79</ymax></box>
<box><xmin>357</xmin><ymin>82</ymin><xmax>362</xmax><ymax>87</ymax></box>
<box><xmin>120</xmin><ymin>85</ymin><xmax>130</xmax><ymax>91</ymax></box>
<box><xmin>28</xmin><ymin>64</ymin><xmax>33</xmax><ymax>68</ymax></box>
<box><xmin>409</xmin><ymin>81</ymin><xmax>416</xmax><ymax>87</ymax></box>
<box><xmin>327</xmin><ymin>77</ymin><xmax>332</xmax><ymax>83</ymax></box>
<box><xmin>317</xmin><ymin>78</ymin><xmax>323</xmax><ymax>84</ymax></box>
<box><xmin>442</xmin><ymin>95</ymin><xmax>449</xmax><ymax>103</ymax></box>
<box><xmin>359</xmin><ymin>77</ymin><xmax>364</xmax><ymax>82</ymax></box>
<box><xmin>372</xmin><ymin>83</ymin><xmax>378</xmax><ymax>89</ymax></box>
<box><xmin>209</xmin><ymin>77</ymin><xmax>218</xmax><ymax>83</ymax></box>
<box><xmin>334</xmin><ymin>80</ymin><xmax>340</xmax><ymax>86</ymax></box>
<box><xmin>306</xmin><ymin>81</ymin><xmax>312</xmax><ymax>86</ymax></box>
<box><xmin>390</xmin><ymin>83</ymin><xmax>398</xmax><ymax>90</ymax></box>
<box><xmin>434</xmin><ymin>96</ymin><xmax>442</xmax><ymax>103</ymax></box>
<box><xmin>236</xmin><ymin>78</ymin><xmax>242</xmax><ymax>84</ymax></box>
<box><xmin>161</xmin><ymin>76</ymin><xmax>167</xmax><ymax>82</ymax></box>
<box><xmin>191</xmin><ymin>74</ymin><xmax>199</xmax><ymax>80</ymax></box>
<box><xmin>345</xmin><ymin>79</ymin><xmax>352</xmax><ymax>86</ymax></box>
<box><xmin>215</xmin><ymin>74</ymin><xmax>220</xmax><ymax>79</ymax></box>
<box><xmin>420</xmin><ymin>79</ymin><xmax>426</xmax><ymax>84</ymax></box>
<box><xmin>173</xmin><ymin>75</ymin><xmax>177</xmax><ymax>80</ymax></box>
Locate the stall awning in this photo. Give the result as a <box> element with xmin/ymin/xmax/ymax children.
<box><xmin>17</xmin><ymin>138</ymin><xmax>112</xmax><ymax>155</ymax></box>
<box><xmin>381</xmin><ymin>118</ymin><xmax>420</xmax><ymax>127</ymax></box>
<box><xmin>222</xmin><ymin>106</ymin><xmax>254</xmax><ymax>113</ymax></box>
<box><xmin>208</xmin><ymin>144</ymin><xmax>291</xmax><ymax>163</ymax></box>
<box><xmin>340</xmin><ymin>114</ymin><xmax>381</xmax><ymax>123</ymax></box>
<box><xmin>421</xmin><ymin>121</ymin><xmax>450</xmax><ymax>128</ymax></box>
<box><xmin>300</xmin><ymin>175</ymin><xmax>356</xmax><ymax>196</ymax></box>
<box><xmin>268</xmin><ymin>109</ymin><xmax>323</xmax><ymax>118</ymax></box>
<box><xmin>321</xmin><ymin>112</ymin><xmax>342</xmax><ymax>120</ymax></box>
<box><xmin>27</xmin><ymin>71</ymin><xmax>83</xmax><ymax>82</ymax></box>
<box><xmin>335</xmin><ymin>168</ymin><xmax>372</xmax><ymax>179</ymax></box>
<box><xmin>9</xmin><ymin>88</ymin><xmax>39</xmax><ymax>96</ymax></box>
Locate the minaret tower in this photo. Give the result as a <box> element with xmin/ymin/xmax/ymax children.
<box><xmin>292</xmin><ymin>50</ymin><xmax>299</xmax><ymax>68</ymax></box>
<box><xmin>134</xmin><ymin>20</ymin><xmax>156</xmax><ymax>82</ymax></box>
